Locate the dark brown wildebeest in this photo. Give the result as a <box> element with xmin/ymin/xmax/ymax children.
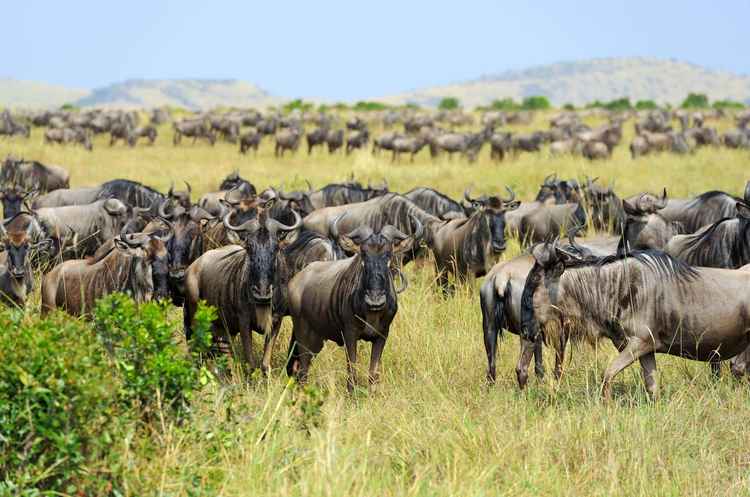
<box><xmin>0</xmin><ymin>186</ymin><xmax>35</xmax><ymax>219</ymax></box>
<box><xmin>286</xmin><ymin>223</ymin><xmax>413</xmax><ymax>391</ymax></box>
<box><xmin>404</xmin><ymin>187</ymin><xmax>470</xmax><ymax>220</ymax></box>
<box><xmin>1</xmin><ymin>156</ymin><xmax>70</xmax><ymax>193</ymax></box>
<box><xmin>582</xmin><ymin>177</ymin><xmax>626</xmax><ymax>233</ymax></box>
<box><xmin>239</xmin><ymin>130</ymin><xmax>262</xmax><ymax>154</ymax></box>
<box><xmin>346</xmin><ymin>129</ymin><xmax>369</xmax><ymax>154</ymax></box>
<box><xmin>44</xmin><ymin>127</ymin><xmax>92</xmax><ymax>151</ymax></box>
<box><xmin>517</xmin><ymin>243</ymin><xmax>750</xmax><ymax>399</ymax></box>
<box><xmin>275</xmin><ymin>127</ymin><xmax>302</xmax><ymax>157</ymax></box>
<box><xmin>201</xmin><ymin>192</ymin><xmax>265</xmax><ymax>251</ymax></box>
<box><xmin>210</xmin><ymin>117</ymin><xmax>240</xmax><ymax>143</ymax></box>
<box><xmin>721</xmin><ymin>128</ymin><xmax>750</xmax><ymax>149</ymax></box>
<box><xmin>306</xmin><ymin>127</ymin><xmax>329</xmax><ymax>155</ymax></box>
<box><xmin>173</xmin><ymin>119</ymin><xmax>216</xmax><ymax>146</ymax></box>
<box><xmin>391</xmin><ymin>136</ymin><xmax>426</xmax><ymax>162</ymax></box>
<box><xmin>183</xmin><ymin>207</ymin><xmax>302</xmax><ymax>373</ymax></box>
<box><xmin>0</xmin><ymin>213</ymin><xmax>51</xmax><ymax>307</ymax></box>
<box><xmin>41</xmin><ymin>230</ymin><xmax>171</xmax><ymax>317</ymax></box>
<box><xmin>657</xmin><ymin>185</ymin><xmax>746</xmax><ymax>234</ymax></box>
<box><xmin>325</xmin><ymin>129</ymin><xmax>344</xmax><ymax>154</ymax></box>
<box><xmin>490</xmin><ymin>132</ymin><xmax>512</xmax><ymax>161</ymax></box>
<box><xmin>166</xmin><ymin>181</ymin><xmax>192</xmax><ymax>210</ymax></box>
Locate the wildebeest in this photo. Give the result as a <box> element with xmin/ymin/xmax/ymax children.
<box><xmin>44</xmin><ymin>127</ymin><xmax>92</xmax><ymax>151</ymax></box>
<box><xmin>391</xmin><ymin>136</ymin><xmax>426</xmax><ymax>162</ymax></box>
<box><xmin>619</xmin><ymin>190</ymin><xmax>683</xmax><ymax>251</ymax></box>
<box><xmin>275</xmin><ymin>127</ymin><xmax>302</xmax><ymax>157</ymax></box>
<box><xmin>346</xmin><ymin>129</ymin><xmax>369</xmax><ymax>154</ymax></box>
<box><xmin>0</xmin><ymin>186</ymin><xmax>34</xmax><ymax>219</ymax></box>
<box><xmin>173</xmin><ymin>119</ymin><xmax>216</xmax><ymax>146</ymax></box>
<box><xmin>517</xmin><ymin>243</ymin><xmax>750</xmax><ymax>399</ymax></box>
<box><xmin>721</xmin><ymin>128</ymin><xmax>750</xmax><ymax>149</ymax></box>
<box><xmin>286</xmin><ymin>223</ymin><xmax>413</xmax><ymax>391</ymax></box>
<box><xmin>239</xmin><ymin>130</ymin><xmax>262</xmax><ymax>154</ymax></box>
<box><xmin>404</xmin><ymin>187</ymin><xmax>469</xmax><ymax>220</ymax></box>
<box><xmin>0</xmin><ymin>213</ymin><xmax>50</xmax><ymax>307</ymax></box>
<box><xmin>183</xmin><ymin>207</ymin><xmax>303</xmax><ymax>373</ymax></box>
<box><xmin>35</xmin><ymin>199</ymin><xmax>149</xmax><ymax>258</ymax></box>
<box><xmin>490</xmin><ymin>132</ymin><xmax>512</xmax><ymax>161</ymax></box>
<box><xmin>1</xmin><ymin>156</ymin><xmax>70</xmax><ymax>193</ymax></box>
<box><xmin>657</xmin><ymin>187</ymin><xmax>744</xmax><ymax>234</ymax></box>
<box><xmin>41</xmin><ymin>230</ymin><xmax>171</xmax><ymax>317</ymax></box>
<box><xmin>210</xmin><ymin>117</ymin><xmax>240</xmax><ymax>143</ymax></box>
<box><xmin>109</xmin><ymin>122</ymin><xmax>132</xmax><ymax>146</ymax></box>
<box><xmin>582</xmin><ymin>177</ymin><xmax>625</xmax><ymax>233</ymax></box>
<box><xmin>518</xmin><ymin>200</ymin><xmax>587</xmax><ymax>247</ymax></box>
<box><xmin>306</xmin><ymin>127</ymin><xmax>329</xmax><ymax>155</ymax></box>
<box><xmin>372</xmin><ymin>132</ymin><xmax>402</xmax><ymax>155</ymax></box>
<box><xmin>325</xmin><ymin>129</ymin><xmax>344</xmax><ymax>154</ymax></box>
<box><xmin>129</xmin><ymin>125</ymin><xmax>158</xmax><ymax>146</ymax></box>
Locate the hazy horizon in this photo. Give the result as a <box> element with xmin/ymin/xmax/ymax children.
<box><xmin>5</xmin><ymin>0</ymin><xmax>749</xmax><ymax>100</ymax></box>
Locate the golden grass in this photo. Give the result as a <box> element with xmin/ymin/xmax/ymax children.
<box><xmin>3</xmin><ymin>114</ymin><xmax>750</xmax><ymax>497</ymax></box>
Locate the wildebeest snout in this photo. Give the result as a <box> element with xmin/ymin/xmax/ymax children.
<box><xmin>251</xmin><ymin>284</ymin><xmax>273</xmax><ymax>303</ymax></box>
<box><xmin>364</xmin><ymin>291</ymin><xmax>387</xmax><ymax>310</ymax></box>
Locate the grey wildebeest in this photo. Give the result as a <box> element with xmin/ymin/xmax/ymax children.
<box><xmin>129</xmin><ymin>126</ymin><xmax>158</xmax><ymax>146</ymax></box>
<box><xmin>404</xmin><ymin>187</ymin><xmax>470</xmax><ymax>220</ymax></box>
<box><xmin>286</xmin><ymin>224</ymin><xmax>413</xmax><ymax>391</ymax></box>
<box><xmin>44</xmin><ymin>127</ymin><xmax>92</xmax><ymax>151</ymax></box>
<box><xmin>325</xmin><ymin>129</ymin><xmax>344</xmax><ymax>154</ymax></box>
<box><xmin>657</xmin><ymin>186</ymin><xmax>745</xmax><ymax>234</ymax></box>
<box><xmin>275</xmin><ymin>127</ymin><xmax>302</xmax><ymax>157</ymax></box>
<box><xmin>372</xmin><ymin>132</ymin><xmax>402</xmax><ymax>155</ymax></box>
<box><xmin>346</xmin><ymin>129</ymin><xmax>369</xmax><ymax>154</ymax></box>
<box><xmin>582</xmin><ymin>177</ymin><xmax>626</xmax><ymax>233</ymax></box>
<box><xmin>618</xmin><ymin>190</ymin><xmax>684</xmax><ymax>251</ymax></box>
<box><xmin>391</xmin><ymin>136</ymin><xmax>426</xmax><ymax>162</ymax></box>
<box><xmin>517</xmin><ymin>243</ymin><xmax>750</xmax><ymax>399</ymax></box>
<box><xmin>35</xmin><ymin>199</ymin><xmax>149</xmax><ymax>259</ymax></box>
<box><xmin>41</xmin><ymin>230</ymin><xmax>171</xmax><ymax>317</ymax></box>
<box><xmin>183</xmin><ymin>207</ymin><xmax>303</xmax><ymax>373</ymax></box>
<box><xmin>173</xmin><ymin>119</ymin><xmax>216</xmax><ymax>146</ymax></box>
<box><xmin>306</xmin><ymin>127</ymin><xmax>329</xmax><ymax>155</ymax></box>
<box><xmin>1</xmin><ymin>156</ymin><xmax>70</xmax><ymax>193</ymax></box>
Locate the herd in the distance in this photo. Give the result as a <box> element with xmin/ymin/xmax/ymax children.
<box><xmin>2</xmin><ymin>146</ymin><xmax>750</xmax><ymax>397</ymax></box>
<box><xmin>3</xmin><ymin>106</ymin><xmax>750</xmax><ymax>162</ymax></box>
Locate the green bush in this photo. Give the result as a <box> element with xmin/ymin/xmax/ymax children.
<box><xmin>93</xmin><ymin>294</ymin><xmax>213</xmax><ymax>418</ymax></box>
<box><xmin>283</xmin><ymin>99</ymin><xmax>314</xmax><ymax>113</ymax></box>
<box><xmin>491</xmin><ymin>98</ymin><xmax>520</xmax><ymax>111</ymax></box>
<box><xmin>681</xmin><ymin>93</ymin><xmax>709</xmax><ymax>109</ymax></box>
<box><xmin>521</xmin><ymin>96</ymin><xmax>550</xmax><ymax>110</ymax></box>
<box><xmin>438</xmin><ymin>97</ymin><xmax>460</xmax><ymax>110</ymax></box>
<box><xmin>713</xmin><ymin>99</ymin><xmax>745</xmax><ymax>110</ymax></box>
<box><xmin>635</xmin><ymin>99</ymin><xmax>658</xmax><ymax>110</ymax></box>
<box><xmin>0</xmin><ymin>310</ymin><xmax>125</xmax><ymax>493</ymax></box>
<box><xmin>353</xmin><ymin>101</ymin><xmax>388</xmax><ymax>112</ymax></box>
<box><xmin>563</xmin><ymin>103</ymin><xmax>576</xmax><ymax>111</ymax></box>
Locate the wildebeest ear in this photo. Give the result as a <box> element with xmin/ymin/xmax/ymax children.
<box><xmin>504</xmin><ymin>200</ymin><xmax>521</xmax><ymax>211</ymax></box>
<box><xmin>103</xmin><ymin>199</ymin><xmax>127</xmax><ymax>216</ymax></box>
<box><xmin>744</xmin><ymin>181</ymin><xmax>750</xmax><ymax>203</ymax></box>
<box><xmin>737</xmin><ymin>201</ymin><xmax>750</xmax><ymax>220</ymax></box>
<box><xmin>530</xmin><ymin>243</ymin><xmax>555</xmax><ymax>267</ymax></box>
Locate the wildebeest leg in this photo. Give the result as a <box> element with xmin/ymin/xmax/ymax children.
<box><xmin>480</xmin><ymin>284</ymin><xmax>501</xmax><ymax>383</ymax></box>
<box><xmin>534</xmin><ymin>338</ymin><xmax>545</xmax><ymax>379</ymax></box>
<box><xmin>239</xmin><ymin>318</ymin><xmax>253</xmax><ymax>371</ymax></box>
<box><xmin>552</xmin><ymin>331</ymin><xmax>569</xmax><ymax>380</ymax></box>
<box><xmin>344</xmin><ymin>336</ymin><xmax>358</xmax><ymax>393</ymax></box>
<box><xmin>368</xmin><ymin>336</ymin><xmax>386</xmax><ymax>388</ymax></box>
<box><xmin>709</xmin><ymin>360</ymin><xmax>722</xmax><ymax>378</ymax></box>
<box><xmin>261</xmin><ymin>316</ymin><xmax>282</xmax><ymax>375</ymax></box>
<box><xmin>515</xmin><ymin>337</ymin><xmax>536</xmax><ymax>389</ymax></box>
<box><xmin>601</xmin><ymin>336</ymin><xmax>653</xmax><ymax>400</ymax></box>
<box><xmin>639</xmin><ymin>352</ymin><xmax>658</xmax><ymax>400</ymax></box>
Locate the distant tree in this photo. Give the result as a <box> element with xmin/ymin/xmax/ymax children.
<box><xmin>490</xmin><ymin>98</ymin><xmax>519</xmax><ymax>111</ymax></box>
<box><xmin>681</xmin><ymin>93</ymin><xmax>709</xmax><ymax>109</ymax></box>
<box><xmin>563</xmin><ymin>103</ymin><xmax>576</xmax><ymax>111</ymax></box>
<box><xmin>332</xmin><ymin>102</ymin><xmax>349</xmax><ymax>111</ymax></box>
<box><xmin>60</xmin><ymin>103</ymin><xmax>79</xmax><ymax>111</ymax></box>
<box><xmin>635</xmin><ymin>100</ymin><xmax>658</xmax><ymax>110</ymax></box>
<box><xmin>403</xmin><ymin>103</ymin><xmax>420</xmax><ymax>110</ymax></box>
<box><xmin>713</xmin><ymin>99</ymin><xmax>745</xmax><ymax>110</ymax></box>
<box><xmin>284</xmin><ymin>99</ymin><xmax>314</xmax><ymax>113</ymax></box>
<box><xmin>438</xmin><ymin>97</ymin><xmax>460</xmax><ymax>110</ymax></box>
<box><xmin>353</xmin><ymin>101</ymin><xmax>388</xmax><ymax>111</ymax></box>
<box><xmin>521</xmin><ymin>96</ymin><xmax>550</xmax><ymax>110</ymax></box>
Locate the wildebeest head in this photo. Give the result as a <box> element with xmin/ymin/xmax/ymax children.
<box><xmin>0</xmin><ymin>186</ymin><xmax>34</xmax><ymax>219</ymax></box>
<box><xmin>167</xmin><ymin>181</ymin><xmax>192</xmax><ymax>210</ymax></box>
<box><xmin>219</xmin><ymin>170</ymin><xmax>256</xmax><ymax>195</ymax></box>
<box><xmin>464</xmin><ymin>187</ymin><xmax>520</xmax><ymax>254</ymax></box>
<box><xmin>620</xmin><ymin>189</ymin><xmax>677</xmax><ymax>250</ymax></box>
<box><xmin>338</xmin><ymin>221</ymin><xmax>416</xmax><ymax>311</ymax></box>
<box><xmin>536</xmin><ymin>174</ymin><xmax>564</xmax><ymax>203</ymax></box>
<box><xmin>0</xmin><ymin>213</ymin><xmax>49</xmax><ymax>280</ymax></box>
<box><xmin>223</xmin><ymin>200</ymin><xmax>303</xmax><ymax>304</ymax></box>
<box><xmin>114</xmin><ymin>229</ymin><xmax>172</xmax><ymax>302</ymax></box>
<box><xmin>584</xmin><ymin>176</ymin><xmax>620</xmax><ymax>230</ymax></box>
<box><xmin>278</xmin><ymin>181</ymin><xmax>315</xmax><ymax>216</ymax></box>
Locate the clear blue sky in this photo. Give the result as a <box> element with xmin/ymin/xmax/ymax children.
<box><xmin>4</xmin><ymin>0</ymin><xmax>747</xmax><ymax>100</ymax></box>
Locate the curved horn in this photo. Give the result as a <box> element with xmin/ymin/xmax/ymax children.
<box><xmin>655</xmin><ymin>188</ymin><xmax>668</xmax><ymax>209</ymax></box>
<box><xmin>305</xmin><ymin>179</ymin><xmax>313</xmax><ymax>193</ymax></box>
<box><xmin>393</xmin><ymin>267</ymin><xmax>408</xmax><ymax>294</ymax></box>
<box><xmin>168</xmin><ymin>181</ymin><xmax>174</xmax><ymax>197</ymax></box>
<box><xmin>566</xmin><ymin>224</ymin><xmax>585</xmax><ymax>251</ymax></box>
<box><xmin>501</xmin><ymin>186</ymin><xmax>515</xmax><ymax>203</ymax></box>
<box><xmin>184</xmin><ymin>181</ymin><xmax>192</xmax><ymax>196</ymax></box>
<box><xmin>222</xmin><ymin>211</ymin><xmax>259</xmax><ymax>233</ymax></box>
<box><xmin>224</xmin><ymin>183</ymin><xmax>243</xmax><ymax>204</ymax></box>
<box><xmin>543</xmin><ymin>173</ymin><xmax>556</xmax><ymax>185</ymax></box>
<box><xmin>330</xmin><ymin>213</ymin><xmax>346</xmax><ymax>240</ymax></box>
<box><xmin>266</xmin><ymin>209</ymin><xmax>302</xmax><ymax>234</ymax></box>
<box><xmin>410</xmin><ymin>214</ymin><xmax>424</xmax><ymax>241</ymax></box>
<box><xmin>158</xmin><ymin>199</ymin><xmax>173</xmax><ymax>219</ymax></box>
<box><xmin>464</xmin><ymin>188</ymin><xmax>477</xmax><ymax>204</ymax></box>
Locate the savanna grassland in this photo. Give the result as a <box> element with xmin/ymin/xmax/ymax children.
<box><xmin>3</xmin><ymin>113</ymin><xmax>750</xmax><ymax>497</ymax></box>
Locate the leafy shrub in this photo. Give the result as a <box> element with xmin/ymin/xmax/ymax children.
<box><xmin>713</xmin><ymin>99</ymin><xmax>745</xmax><ymax>110</ymax></box>
<box><xmin>438</xmin><ymin>97</ymin><xmax>460</xmax><ymax>110</ymax></box>
<box><xmin>521</xmin><ymin>96</ymin><xmax>550</xmax><ymax>110</ymax></box>
<box><xmin>93</xmin><ymin>294</ymin><xmax>213</xmax><ymax>418</ymax></box>
<box><xmin>353</xmin><ymin>101</ymin><xmax>388</xmax><ymax>111</ymax></box>
<box><xmin>283</xmin><ymin>99</ymin><xmax>314</xmax><ymax>113</ymax></box>
<box><xmin>491</xmin><ymin>98</ymin><xmax>520</xmax><ymax>111</ymax></box>
<box><xmin>681</xmin><ymin>92</ymin><xmax>709</xmax><ymax>109</ymax></box>
<box><xmin>635</xmin><ymin>99</ymin><xmax>658</xmax><ymax>110</ymax></box>
<box><xmin>563</xmin><ymin>103</ymin><xmax>576</xmax><ymax>111</ymax></box>
<box><xmin>0</xmin><ymin>310</ymin><xmax>125</xmax><ymax>493</ymax></box>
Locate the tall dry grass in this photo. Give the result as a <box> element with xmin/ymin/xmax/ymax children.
<box><xmin>2</xmin><ymin>113</ymin><xmax>750</xmax><ymax>496</ymax></box>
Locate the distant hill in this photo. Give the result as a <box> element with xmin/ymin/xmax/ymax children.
<box><xmin>0</xmin><ymin>78</ymin><xmax>88</xmax><ymax>109</ymax></box>
<box><xmin>379</xmin><ymin>57</ymin><xmax>750</xmax><ymax>107</ymax></box>
<box><xmin>74</xmin><ymin>79</ymin><xmax>280</xmax><ymax>110</ymax></box>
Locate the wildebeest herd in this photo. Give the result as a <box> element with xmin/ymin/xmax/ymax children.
<box><xmin>4</xmin><ymin>106</ymin><xmax>750</xmax><ymax>163</ymax></box>
<box><xmin>4</xmin><ymin>147</ymin><xmax>750</xmax><ymax>398</ymax></box>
